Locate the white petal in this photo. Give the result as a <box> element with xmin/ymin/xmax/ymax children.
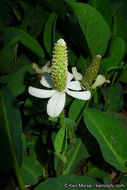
<box><xmin>67</xmin><ymin>81</ymin><xmax>82</xmax><ymax>91</ymax></box>
<box><xmin>40</xmin><ymin>72</ymin><xmax>53</xmax><ymax>88</ymax></box>
<box><xmin>66</xmin><ymin>89</ymin><xmax>91</xmax><ymax>100</ymax></box>
<box><xmin>72</xmin><ymin>67</ymin><xmax>83</xmax><ymax>80</ymax></box>
<box><xmin>67</xmin><ymin>72</ymin><xmax>73</xmax><ymax>82</ymax></box>
<box><xmin>28</xmin><ymin>87</ymin><xmax>56</xmax><ymax>98</ymax></box>
<box><xmin>47</xmin><ymin>92</ymin><xmax>66</xmax><ymax>117</ymax></box>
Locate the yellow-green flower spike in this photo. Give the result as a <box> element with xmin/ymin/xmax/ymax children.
<box><xmin>51</xmin><ymin>39</ymin><xmax>68</xmax><ymax>92</ymax></box>
<box><xmin>83</xmin><ymin>55</ymin><xmax>101</xmax><ymax>87</ymax></box>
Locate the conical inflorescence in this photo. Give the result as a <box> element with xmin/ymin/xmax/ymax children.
<box><xmin>83</xmin><ymin>55</ymin><xmax>101</xmax><ymax>87</ymax></box>
<box><xmin>51</xmin><ymin>39</ymin><xmax>68</xmax><ymax>92</ymax></box>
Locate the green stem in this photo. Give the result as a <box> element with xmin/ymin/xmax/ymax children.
<box><xmin>111</xmin><ymin>71</ymin><xmax>117</xmax><ymax>85</ymax></box>
<box><xmin>76</xmin><ymin>90</ymin><xmax>96</xmax><ymax>127</ymax></box>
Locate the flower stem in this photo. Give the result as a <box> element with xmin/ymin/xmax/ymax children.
<box><xmin>76</xmin><ymin>90</ymin><xmax>96</xmax><ymax>126</ymax></box>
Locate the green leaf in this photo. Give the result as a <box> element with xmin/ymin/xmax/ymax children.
<box><xmin>63</xmin><ymin>138</ymin><xmax>89</xmax><ymax>175</ymax></box>
<box><xmin>3</xmin><ymin>27</ymin><xmax>45</xmax><ymax>57</ymax></box>
<box><xmin>0</xmin><ymin>36</ymin><xmax>20</xmax><ymax>74</ymax></box>
<box><xmin>0</xmin><ymin>88</ymin><xmax>23</xmax><ymax>172</ymax></box>
<box><xmin>67</xmin><ymin>1</ymin><xmax>111</xmax><ymax>57</ymax></box>
<box><xmin>103</xmin><ymin>83</ymin><xmax>123</xmax><ymax>112</ymax></box>
<box><xmin>113</xmin><ymin>15</ymin><xmax>127</xmax><ymax>46</ymax></box>
<box><xmin>76</xmin><ymin>55</ymin><xmax>87</xmax><ymax>75</ymax></box>
<box><xmin>35</xmin><ymin>174</ymin><xmax>98</xmax><ymax>190</ymax></box>
<box><xmin>108</xmin><ymin>36</ymin><xmax>126</xmax><ymax>63</ymax></box>
<box><xmin>69</xmin><ymin>99</ymin><xmax>86</xmax><ymax>122</ymax></box>
<box><xmin>68</xmin><ymin>47</ymin><xmax>77</xmax><ymax>67</ymax></box>
<box><xmin>89</xmin><ymin>0</ymin><xmax>112</xmax><ymax>27</ymax></box>
<box><xmin>99</xmin><ymin>57</ymin><xmax>120</xmax><ymax>76</ymax></box>
<box><xmin>43</xmin><ymin>12</ymin><xmax>57</xmax><ymax>55</ymax></box>
<box><xmin>84</xmin><ymin>109</ymin><xmax>127</xmax><ymax>172</ymax></box>
<box><xmin>54</xmin><ymin>127</ymin><xmax>66</xmax><ymax>153</ymax></box>
<box><xmin>105</xmin><ymin>112</ymin><xmax>127</xmax><ymax>135</ymax></box>
<box><xmin>20</xmin><ymin>156</ymin><xmax>42</xmax><ymax>185</ymax></box>
<box><xmin>7</xmin><ymin>55</ymin><xmax>34</xmax><ymax>96</ymax></box>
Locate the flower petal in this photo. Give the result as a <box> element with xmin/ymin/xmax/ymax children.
<box><xmin>28</xmin><ymin>87</ymin><xmax>56</xmax><ymax>98</ymax></box>
<box><xmin>66</xmin><ymin>89</ymin><xmax>91</xmax><ymax>100</ymax></box>
<box><xmin>67</xmin><ymin>72</ymin><xmax>73</xmax><ymax>82</ymax></box>
<box><xmin>40</xmin><ymin>72</ymin><xmax>53</xmax><ymax>88</ymax></box>
<box><xmin>47</xmin><ymin>92</ymin><xmax>66</xmax><ymax>117</ymax></box>
<box><xmin>72</xmin><ymin>67</ymin><xmax>83</xmax><ymax>80</ymax></box>
<box><xmin>67</xmin><ymin>81</ymin><xmax>82</xmax><ymax>91</ymax></box>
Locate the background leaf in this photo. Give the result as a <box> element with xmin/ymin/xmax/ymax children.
<box><xmin>0</xmin><ymin>88</ymin><xmax>23</xmax><ymax>172</ymax></box>
<box><xmin>3</xmin><ymin>27</ymin><xmax>45</xmax><ymax>57</ymax></box>
<box><xmin>67</xmin><ymin>1</ymin><xmax>111</xmax><ymax>57</ymax></box>
<box><xmin>54</xmin><ymin>127</ymin><xmax>66</xmax><ymax>153</ymax></box>
<box><xmin>35</xmin><ymin>174</ymin><xmax>98</xmax><ymax>190</ymax></box>
<box><xmin>63</xmin><ymin>138</ymin><xmax>89</xmax><ymax>175</ymax></box>
<box><xmin>84</xmin><ymin>109</ymin><xmax>127</xmax><ymax>172</ymax></box>
<box><xmin>20</xmin><ymin>156</ymin><xmax>42</xmax><ymax>185</ymax></box>
<box><xmin>43</xmin><ymin>12</ymin><xmax>57</xmax><ymax>55</ymax></box>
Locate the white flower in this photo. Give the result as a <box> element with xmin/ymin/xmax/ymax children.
<box><xmin>28</xmin><ymin>72</ymin><xmax>91</xmax><ymax>118</ymax></box>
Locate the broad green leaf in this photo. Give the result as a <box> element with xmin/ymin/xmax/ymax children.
<box><xmin>76</xmin><ymin>55</ymin><xmax>87</xmax><ymax>75</ymax></box>
<box><xmin>67</xmin><ymin>1</ymin><xmax>111</xmax><ymax>57</ymax></box>
<box><xmin>84</xmin><ymin>109</ymin><xmax>127</xmax><ymax>172</ymax></box>
<box><xmin>103</xmin><ymin>83</ymin><xmax>123</xmax><ymax>112</ymax></box>
<box><xmin>69</xmin><ymin>99</ymin><xmax>86</xmax><ymax>122</ymax></box>
<box><xmin>108</xmin><ymin>36</ymin><xmax>126</xmax><ymax>63</ymax></box>
<box><xmin>35</xmin><ymin>174</ymin><xmax>98</xmax><ymax>190</ymax></box>
<box><xmin>20</xmin><ymin>7</ymin><xmax>49</xmax><ymax>38</ymax></box>
<box><xmin>20</xmin><ymin>156</ymin><xmax>42</xmax><ymax>185</ymax></box>
<box><xmin>99</xmin><ymin>57</ymin><xmax>120</xmax><ymax>76</ymax></box>
<box><xmin>105</xmin><ymin>112</ymin><xmax>127</xmax><ymax>135</ymax></box>
<box><xmin>113</xmin><ymin>15</ymin><xmax>127</xmax><ymax>46</ymax></box>
<box><xmin>3</xmin><ymin>27</ymin><xmax>44</xmax><ymax>57</ymax></box>
<box><xmin>68</xmin><ymin>47</ymin><xmax>77</xmax><ymax>67</ymax></box>
<box><xmin>43</xmin><ymin>12</ymin><xmax>57</xmax><ymax>55</ymax></box>
<box><xmin>7</xmin><ymin>55</ymin><xmax>34</xmax><ymax>96</ymax></box>
<box><xmin>89</xmin><ymin>0</ymin><xmax>112</xmax><ymax>27</ymax></box>
<box><xmin>0</xmin><ymin>36</ymin><xmax>20</xmax><ymax>74</ymax></box>
<box><xmin>0</xmin><ymin>88</ymin><xmax>23</xmax><ymax>172</ymax></box>
<box><xmin>63</xmin><ymin>138</ymin><xmax>89</xmax><ymax>175</ymax></box>
<box><xmin>54</xmin><ymin>127</ymin><xmax>66</xmax><ymax>153</ymax></box>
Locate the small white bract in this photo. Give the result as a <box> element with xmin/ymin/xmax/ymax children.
<box><xmin>28</xmin><ymin>72</ymin><xmax>91</xmax><ymax>118</ymax></box>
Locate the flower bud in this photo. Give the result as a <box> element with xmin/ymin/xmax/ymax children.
<box><xmin>84</xmin><ymin>55</ymin><xmax>101</xmax><ymax>87</ymax></box>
